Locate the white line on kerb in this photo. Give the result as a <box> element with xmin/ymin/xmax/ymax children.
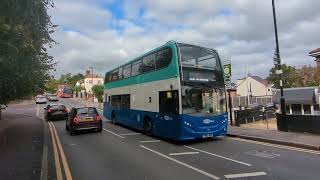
<box><xmin>225</xmin><ymin>172</ymin><xmax>267</xmax><ymax>179</ymax></box>
<box><xmin>169</xmin><ymin>152</ymin><xmax>199</xmax><ymax>156</ymax></box>
<box><xmin>184</xmin><ymin>146</ymin><xmax>252</xmax><ymax>167</ymax></box>
<box><xmin>119</xmin><ymin>133</ymin><xmax>141</xmax><ymax>136</ymax></box>
<box><xmin>140</xmin><ymin>145</ymin><xmax>220</xmax><ymax>180</ymax></box>
<box><xmin>103</xmin><ymin>128</ymin><xmax>125</xmax><ymax>138</ymax></box>
<box><xmin>140</xmin><ymin>140</ymin><xmax>161</xmax><ymax>143</ymax></box>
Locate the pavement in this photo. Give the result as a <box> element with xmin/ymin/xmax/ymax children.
<box><xmin>227</xmin><ymin>126</ymin><xmax>320</xmax><ymax>151</ymax></box>
<box><xmin>0</xmin><ymin>103</ymin><xmax>50</xmax><ymax>180</ymax></box>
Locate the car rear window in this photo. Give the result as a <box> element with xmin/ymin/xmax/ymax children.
<box><xmin>76</xmin><ymin>107</ymin><xmax>97</xmax><ymax>114</ymax></box>
<box><xmin>50</xmin><ymin>105</ymin><xmax>66</xmax><ymax>110</ymax></box>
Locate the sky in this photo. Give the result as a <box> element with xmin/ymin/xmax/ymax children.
<box><xmin>48</xmin><ymin>0</ymin><xmax>320</xmax><ymax>80</ymax></box>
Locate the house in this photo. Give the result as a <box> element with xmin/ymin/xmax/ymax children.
<box><xmin>83</xmin><ymin>70</ymin><xmax>104</xmax><ymax>94</ymax></box>
<box><xmin>236</xmin><ymin>75</ymin><xmax>273</xmax><ymax>97</ymax></box>
<box><xmin>309</xmin><ymin>48</ymin><xmax>320</xmax><ymax>68</ymax></box>
<box><xmin>273</xmin><ymin>87</ymin><xmax>320</xmax><ymax>115</ymax></box>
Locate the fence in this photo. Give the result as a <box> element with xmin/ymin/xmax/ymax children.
<box><xmin>277</xmin><ymin>114</ymin><xmax>320</xmax><ymax>134</ymax></box>
<box><xmin>234</xmin><ymin>109</ymin><xmax>276</xmax><ymax>126</ymax></box>
<box><xmin>231</xmin><ymin>96</ymin><xmax>273</xmax><ymax>108</ymax></box>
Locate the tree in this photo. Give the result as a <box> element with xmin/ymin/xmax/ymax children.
<box><xmin>0</xmin><ymin>0</ymin><xmax>56</xmax><ymax>105</ymax></box>
<box><xmin>92</xmin><ymin>85</ymin><xmax>104</xmax><ymax>103</ymax></box>
<box><xmin>267</xmin><ymin>64</ymin><xmax>303</xmax><ymax>88</ymax></box>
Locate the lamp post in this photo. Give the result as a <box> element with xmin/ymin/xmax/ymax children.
<box><xmin>272</xmin><ymin>0</ymin><xmax>286</xmax><ymax>115</ymax></box>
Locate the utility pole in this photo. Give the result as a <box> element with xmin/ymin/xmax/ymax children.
<box><xmin>272</xmin><ymin>0</ymin><xmax>286</xmax><ymax>115</ymax></box>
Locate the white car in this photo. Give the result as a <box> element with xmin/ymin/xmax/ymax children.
<box><xmin>47</xmin><ymin>94</ymin><xmax>58</xmax><ymax>101</ymax></box>
<box><xmin>35</xmin><ymin>95</ymin><xmax>47</xmax><ymax>104</ymax></box>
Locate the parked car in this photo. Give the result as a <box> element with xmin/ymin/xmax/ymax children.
<box><xmin>247</xmin><ymin>103</ymin><xmax>263</xmax><ymax>110</ymax></box>
<box><xmin>66</xmin><ymin>107</ymin><xmax>102</xmax><ymax>135</ymax></box>
<box><xmin>35</xmin><ymin>95</ymin><xmax>47</xmax><ymax>104</ymax></box>
<box><xmin>44</xmin><ymin>104</ymin><xmax>68</xmax><ymax>121</ymax></box>
<box><xmin>47</xmin><ymin>94</ymin><xmax>58</xmax><ymax>101</ymax></box>
<box><xmin>0</xmin><ymin>104</ymin><xmax>7</xmax><ymax>109</ymax></box>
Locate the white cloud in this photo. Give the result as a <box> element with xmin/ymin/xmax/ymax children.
<box><xmin>48</xmin><ymin>0</ymin><xmax>320</xmax><ymax>81</ymax></box>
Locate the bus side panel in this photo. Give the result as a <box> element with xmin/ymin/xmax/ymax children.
<box><xmin>152</xmin><ymin>114</ymin><xmax>181</xmax><ymax>139</ymax></box>
<box><xmin>103</xmin><ymin>102</ymin><xmax>112</xmax><ymax>120</ymax></box>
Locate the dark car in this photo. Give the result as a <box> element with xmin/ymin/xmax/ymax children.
<box><xmin>66</xmin><ymin>107</ymin><xmax>102</xmax><ymax>135</ymax></box>
<box><xmin>44</xmin><ymin>104</ymin><xmax>68</xmax><ymax>121</ymax></box>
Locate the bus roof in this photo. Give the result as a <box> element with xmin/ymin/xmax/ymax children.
<box><xmin>106</xmin><ymin>40</ymin><xmax>177</xmax><ymax>74</ymax></box>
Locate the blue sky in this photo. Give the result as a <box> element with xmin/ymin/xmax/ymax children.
<box><xmin>49</xmin><ymin>0</ymin><xmax>320</xmax><ymax>80</ymax></box>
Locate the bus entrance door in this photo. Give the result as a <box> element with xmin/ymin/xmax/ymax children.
<box><xmin>159</xmin><ymin>90</ymin><xmax>179</xmax><ymax>114</ymax></box>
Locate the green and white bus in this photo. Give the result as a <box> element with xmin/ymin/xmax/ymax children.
<box><xmin>103</xmin><ymin>41</ymin><xmax>227</xmax><ymax>141</ymax></box>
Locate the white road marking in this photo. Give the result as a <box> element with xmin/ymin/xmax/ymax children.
<box><xmin>140</xmin><ymin>145</ymin><xmax>220</xmax><ymax>180</ymax></box>
<box><xmin>103</xmin><ymin>128</ymin><xmax>125</xmax><ymax>138</ymax></box>
<box><xmin>169</xmin><ymin>152</ymin><xmax>199</xmax><ymax>156</ymax></box>
<box><xmin>140</xmin><ymin>140</ymin><xmax>161</xmax><ymax>143</ymax></box>
<box><xmin>184</xmin><ymin>146</ymin><xmax>252</xmax><ymax>167</ymax></box>
<box><xmin>224</xmin><ymin>172</ymin><xmax>267</xmax><ymax>179</ymax></box>
<box><xmin>119</xmin><ymin>133</ymin><xmax>141</xmax><ymax>136</ymax></box>
<box><xmin>229</xmin><ymin>137</ymin><xmax>320</xmax><ymax>155</ymax></box>
<box><xmin>36</xmin><ymin>104</ymin><xmax>40</xmax><ymax>116</ymax></box>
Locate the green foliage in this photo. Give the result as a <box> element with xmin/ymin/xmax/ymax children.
<box><xmin>45</xmin><ymin>73</ymin><xmax>85</xmax><ymax>93</ymax></box>
<box><xmin>0</xmin><ymin>0</ymin><xmax>56</xmax><ymax>104</ymax></box>
<box><xmin>267</xmin><ymin>64</ymin><xmax>320</xmax><ymax>88</ymax></box>
<box><xmin>92</xmin><ymin>85</ymin><xmax>104</xmax><ymax>103</ymax></box>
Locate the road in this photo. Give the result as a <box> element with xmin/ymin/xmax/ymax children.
<box><xmin>38</xmin><ymin>98</ymin><xmax>320</xmax><ymax>180</ymax></box>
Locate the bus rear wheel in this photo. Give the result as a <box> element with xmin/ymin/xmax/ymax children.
<box><xmin>143</xmin><ymin>118</ymin><xmax>153</xmax><ymax>136</ymax></box>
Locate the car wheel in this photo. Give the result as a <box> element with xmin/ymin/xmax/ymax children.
<box><xmin>111</xmin><ymin>112</ymin><xmax>117</xmax><ymax>124</ymax></box>
<box><xmin>69</xmin><ymin>127</ymin><xmax>76</xmax><ymax>136</ymax></box>
<box><xmin>143</xmin><ymin>117</ymin><xmax>153</xmax><ymax>136</ymax></box>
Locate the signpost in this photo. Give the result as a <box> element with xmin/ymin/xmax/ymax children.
<box><xmin>224</xmin><ymin>62</ymin><xmax>233</xmax><ymax>125</ymax></box>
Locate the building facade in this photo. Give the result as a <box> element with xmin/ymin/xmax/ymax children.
<box><xmin>309</xmin><ymin>48</ymin><xmax>320</xmax><ymax>68</ymax></box>
<box><xmin>236</xmin><ymin>75</ymin><xmax>273</xmax><ymax>97</ymax></box>
<box><xmin>83</xmin><ymin>70</ymin><xmax>104</xmax><ymax>94</ymax></box>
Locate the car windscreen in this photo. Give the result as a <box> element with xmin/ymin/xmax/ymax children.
<box><xmin>76</xmin><ymin>107</ymin><xmax>97</xmax><ymax>115</ymax></box>
<box><xmin>50</xmin><ymin>105</ymin><xmax>66</xmax><ymax>110</ymax></box>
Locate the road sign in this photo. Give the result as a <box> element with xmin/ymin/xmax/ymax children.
<box><xmin>223</xmin><ymin>64</ymin><xmax>231</xmax><ymax>81</ymax></box>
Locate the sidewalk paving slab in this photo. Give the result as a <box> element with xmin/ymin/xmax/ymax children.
<box><xmin>227</xmin><ymin>126</ymin><xmax>320</xmax><ymax>151</ymax></box>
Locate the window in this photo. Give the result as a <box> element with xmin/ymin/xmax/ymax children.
<box><xmin>97</xmin><ymin>80</ymin><xmax>101</xmax><ymax>84</ymax></box>
<box><xmin>156</xmin><ymin>48</ymin><xmax>172</xmax><ymax>70</ymax></box>
<box><xmin>303</xmin><ymin>104</ymin><xmax>311</xmax><ymax>114</ymax></box>
<box><xmin>123</xmin><ymin>64</ymin><xmax>132</xmax><ymax>78</ymax></box>
<box><xmin>291</xmin><ymin>104</ymin><xmax>302</xmax><ymax>115</ymax></box>
<box><xmin>89</xmin><ymin>80</ymin><xmax>92</xmax><ymax>84</ymax></box>
<box><xmin>111</xmin><ymin>94</ymin><xmax>130</xmax><ymax>109</ymax></box>
<box><xmin>285</xmin><ymin>105</ymin><xmax>290</xmax><ymax>114</ymax></box>
<box><xmin>131</xmin><ymin>60</ymin><xmax>142</xmax><ymax>76</ymax></box>
<box><xmin>118</xmin><ymin>66</ymin><xmax>123</xmax><ymax>79</ymax></box>
<box><xmin>142</xmin><ymin>53</ymin><xmax>156</xmax><ymax>73</ymax></box>
<box><xmin>105</xmin><ymin>73</ymin><xmax>110</xmax><ymax>83</ymax></box>
<box><xmin>111</xmin><ymin>69</ymin><xmax>119</xmax><ymax>81</ymax></box>
<box><xmin>76</xmin><ymin>107</ymin><xmax>97</xmax><ymax>114</ymax></box>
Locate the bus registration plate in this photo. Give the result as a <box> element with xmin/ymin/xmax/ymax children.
<box><xmin>202</xmin><ymin>134</ymin><xmax>213</xmax><ymax>138</ymax></box>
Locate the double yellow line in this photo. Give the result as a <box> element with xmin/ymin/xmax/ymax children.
<box><xmin>48</xmin><ymin>122</ymin><xmax>73</xmax><ymax>180</ymax></box>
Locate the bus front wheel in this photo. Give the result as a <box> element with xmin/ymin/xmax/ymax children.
<box><xmin>143</xmin><ymin>117</ymin><xmax>153</xmax><ymax>136</ymax></box>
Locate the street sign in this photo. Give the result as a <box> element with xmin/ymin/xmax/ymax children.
<box><xmin>223</xmin><ymin>63</ymin><xmax>231</xmax><ymax>81</ymax></box>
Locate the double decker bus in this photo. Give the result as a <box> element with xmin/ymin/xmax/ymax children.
<box><xmin>103</xmin><ymin>41</ymin><xmax>227</xmax><ymax>141</ymax></box>
<box><xmin>57</xmin><ymin>85</ymin><xmax>73</xmax><ymax>98</ymax></box>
